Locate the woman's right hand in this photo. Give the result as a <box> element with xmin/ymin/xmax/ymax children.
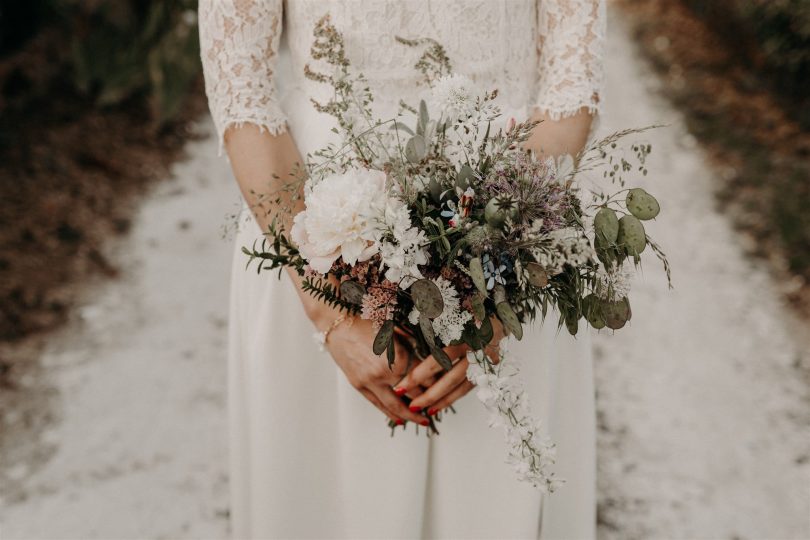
<box><xmin>321</xmin><ymin>314</ymin><xmax>432</xmax><ymax>427</ymax></box>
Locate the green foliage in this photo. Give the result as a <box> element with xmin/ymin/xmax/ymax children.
<box><xmin>68</xmin><ymin>0</ymin><xmax>200</xmax><ymax>125</ymax></box>
<box><xmin>684</xmin><ymin>0</ymin><xmax>810</xmax><ymax>123</ymax></box>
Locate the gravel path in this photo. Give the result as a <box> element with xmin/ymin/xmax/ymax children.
<box><xmin>1</xmin><ymin>9</ymin><xmax>808</xmax><ymax>540</ymax></box>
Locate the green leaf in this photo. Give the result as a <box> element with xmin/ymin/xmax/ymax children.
<box><xmin>456</xmin><ymin>164</ymin><xmax>474</xmax><ymax>189</ymax></box>
<box><xmin>419</xmin><ymin>313</ymin><xmax>435</xmax><ymax>346</ymax></box>
<box><xmin>411</xmin><ymin>279</ymin><xmax>444</xmax><ymax>318</ymax></box>
<box><xmin>391</xmin><ymin>121</ymin><xmax>415</xmax><ymax>136</ymax></box>
<box><xmin>405</xmin><ymin>135</ymin><xmax>427</xmax><ymax>163</ymax></box>
<box><xmin>471</xmin><ymin>293</ymin><xmax>486</xmax><ymax>321</ymax></box>
<box><xmin>339</xmin><ymin>280</ymin><xmax>366</xmax><ymax>305</ymax></box>
<box><xmin>478</xmin><ymin>316</ymin><xmax>494</xmax><ymax>345</ymax></box>
<box><xmin>419</xmin><ymin>99</ymin><xmax>429</xmax><ymax>132</ymax></box>
<box><xmin>431</xmin><ymin>346</ymin><xmax>453</xmax><ymax>371</ymax></box>
<box><xmin>469</xmin><ymin>257</ymin><xmax>487</xmax><ymax>294</ymax></box>
<box><xmin>386</xmin><ymin>339</ymin><xmax>396</xmax><ymax>368</ymax></box>
<box><xmin>373</xmin><ymin>320</ymin><xmax>394</xmax><ymax>355</ymax></box>
<box><xmin>496</xmin><ymin>302</ymin><xmax>523</xmax><ymax>340</ymax></box>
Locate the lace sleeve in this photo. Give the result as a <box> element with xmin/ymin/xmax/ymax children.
<box><xmin>199</xmin><ymin>0</ymin><xmax>287</xmax><ymax>151</ymax></box>
<box><xmin>534</xmin><ymin>0</ymin><xmax>606</xmax><ymax>119</ymax></box>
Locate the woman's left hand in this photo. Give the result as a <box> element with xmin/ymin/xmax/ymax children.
<box><xmin>393</xmin><ymin>318</ymin><xmax>504</xmax><ymax>416</ymax></box>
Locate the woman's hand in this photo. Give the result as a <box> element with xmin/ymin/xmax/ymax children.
<box><xmin>393</xmin><ymin>318</ymin><xmax>505</xmax><ymax>416</ymax></box>
<box><xmin>321</xmin><ymin>313</ymin><xmax>432</xmax><ymax>426</ymax></box>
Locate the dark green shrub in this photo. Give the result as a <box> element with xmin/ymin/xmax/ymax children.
<box><xmin>683</xmin><ymin>0</ymin><xmax>810</xmax><ymax>126</ymax></box>
<box><xmin>68</xmin><ymin>0</ymin><xmax>200</xmax><ymax>125</ymax></box>
<box><xmin>0</xmin><ymin>0</ymin><xmax>200</xmax><ymax>126</ymax></box>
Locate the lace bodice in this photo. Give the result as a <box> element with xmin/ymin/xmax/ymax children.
<box><xmin>199</xmin><ymin>0</ymin><xmax>605</xmax><ymax>147</ymax></box>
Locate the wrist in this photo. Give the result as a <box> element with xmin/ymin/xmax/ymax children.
<box><xmin>311</xmin><ymin>311</ymin><xmax>354</xmax><ymax>351</ymax></box>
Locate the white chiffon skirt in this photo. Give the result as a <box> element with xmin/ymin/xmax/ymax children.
<box><xmin>226</xmin><ymin>88</ymin><xmax>596</xmax><ymax>539</ymax></box>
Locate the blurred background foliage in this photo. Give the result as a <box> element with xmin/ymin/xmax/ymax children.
<box><xmin>619</xmin><ymin>0</ymin><xmax>810</xmax><ymax>313</ymax></box>
<box><xmin>0</xmin><ymin>0</ymin><xmax>204</xmax><ymax>346</ymax></box>
<box><xmin>0</xmin><ymin>0</ymin><xmax>200</xmax><ymax>127</ymax></box>
<box><xmin>683</xmin><ymin>0</ymin><xmax>810</xmax><ymax>128</ymax></box>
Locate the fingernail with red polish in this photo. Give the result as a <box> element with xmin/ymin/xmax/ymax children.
<box><xmin>394</xmin><ymin>387</ymin><xmax>407</xmax><ymax>397</ymax></box>
<box><xmin>409</xmin><ymin>405</ymin><xmax>421</xmax><ymax>413</ymax></box>
<box><xmin>395</xmin><ymin>418</ymin><xmax>404</xmax><ymax>426</ymax></box>
<box><xmin>428</xmin><ymin>408</ymin><xmax>438</xmax><ymax>416</ymax></box>
<box><xmin>420</xmin><ymin>419</ymin><xmax>430</xmax><ymax>427</ymax></box>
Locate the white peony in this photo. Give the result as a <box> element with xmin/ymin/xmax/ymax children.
<box><xmin>291</xmin><ymin>168</ymin><xmax>387</xmax><ymax>274</ymax></box>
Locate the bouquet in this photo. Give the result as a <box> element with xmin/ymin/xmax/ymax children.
<box><xmin>243</xmin><ymin>16</ymin><xmax>671</xmax><ymax>491</ymax></box>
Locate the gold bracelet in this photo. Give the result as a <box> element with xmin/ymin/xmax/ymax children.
<box><xmin>313</xmin><ymin>313</ymin><xmax>354</xmax><ymax>351</ymax></box>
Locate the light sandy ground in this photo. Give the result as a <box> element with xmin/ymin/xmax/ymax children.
<box><xmin>1</xmin><ymin>9</ymin><xmax>809</xmax><ymax>540</ymax></box>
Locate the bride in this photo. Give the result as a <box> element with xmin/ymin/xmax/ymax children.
<box><xmin>199</xmin><ymin>1</ymin><xmax>604</xmax><ymax>538</ymax></box>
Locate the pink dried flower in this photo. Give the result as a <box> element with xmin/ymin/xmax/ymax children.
<box><xmin>360</xmin><ymin>280</ymin><xmax>398</xmax><ymax>329</ymax></box>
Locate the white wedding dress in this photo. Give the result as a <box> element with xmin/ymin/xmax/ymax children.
<box><xmin>199</xmin><ymin>1</ymin><xmax>604</xmax><ymax>538</ymax></box>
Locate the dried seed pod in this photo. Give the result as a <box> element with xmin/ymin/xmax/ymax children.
<box><xmin>626</xmin><ymin>188</ymin><xmax>660</xmax><ymax>220</ymax></box>
<box><xmin>617</xmin><ymin>215</ymin><xmax>647</xmax><ymax>256</ymax></box>
<box><xmin>525</xmin><ymin>262</ymin><xmax>549</xmax><ymax>288</ymax></box>
<box><xmin>603</xmin><ymin>297</ymin><xmax>632</xmax><ymax>330</ymax></box>
<box><xmin>594</xmin><ymin>207</ymin><xmax>619</xmax><ymax>243</ymax></box>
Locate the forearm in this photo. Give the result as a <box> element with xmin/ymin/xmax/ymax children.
<box><xmin>224</xmin><ymin>124</ymin><xmax>333</xmax><ymax>328</ymax></box>
<box><xmin>524</xmin><ymin>107</ymin><xmax>594</xmax><ymax>159</ymax></box>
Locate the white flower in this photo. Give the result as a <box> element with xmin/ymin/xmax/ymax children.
<box><xmin>291</xmin><ymin>168</ymin><xmax>387</xmax><ymax>273</ymax></box>
<box><xmin>408</xmin><ymin>276</ymin><xmax>472</xmax><ymax>344</ymax></box>
<box><xmin>374</xmin><ymin>194</ymin><xmax>429</xmax><ymax>287</ymax></box>
<box><xmin>595</xmin><ymin>262</ymin><xmax>633</xmax><ymax>301</ymax></box>
<box><xmin>429</xmin><ymin>74</ymin><xmax>483</xmax><ymax>124</ymax></box>
<box><xmin>532</xmin><ymin>227</ymin><xmax>595</xmax><ymax>276</ymax></box>
<box><xmin>466</xmin><ymin>348</ymin><xmax>563</xmax><ymax>491</ymax></box>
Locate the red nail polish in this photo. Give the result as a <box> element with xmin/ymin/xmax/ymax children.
<box><xmin>394</xmin><ymin>387</ymin><xmax>407</xmax><ymax>397</ymax></box>
<box><xmin>395</xmin><ymin>418</ymin><xmax>404</xmax><ymax>426</ymax></box>
<box><xmin>420</xmin><ymin>419</ymin><xmax>430</xmax><ymax>427</ymax></box>
<box><xmin>428</xmin><ymin>408</ymin><xmax>438</xmax><ymax>416</ymax></box>
<box><xmin>409</xmin><ymin>405</ymin><xmax>421</xmax><ymax>413</ymax></box>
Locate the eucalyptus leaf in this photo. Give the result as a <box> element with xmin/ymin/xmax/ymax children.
<box><xmin>405</xmin><ymin>135</ymin><xmax>427</xmax><ymax>163</ymax></box>
<box><xmin>492</xmin><ymin>284</ymin><xmax>507</xmax><ymax>305</ymax></box>
<box><xmin>411</xmin><ymin>279</ymin><xmax>444</xmax><ymax>318</ymax></box>
<box><xmin>456</xmin><ymin>164</ymin><xmax>474</xmax><ymax>189</ymax></box>
<box><xmin>391</xmin><ymin>121</ymin><xmax>414</xmax><ymax>136</ymax></box>
<box><xmin>478</xmin><ymin>316</ymin><xmax>494</xmax><ymax>345</ymax></box>
<box><xmin>386</xmin><ymin>339</ymin><xmax>396</xmax><ymax>368</ymax></box>
<box><xmin>373</xmin><ymin>320</ymin><xmax>394</xmax><ymax>355</ymax></box>
<box><xmin>431</xmin><ymin>346</ymin><xmax>454</xmax><ymax>371</ymax></box>
<box><xmin>428</xmin><ymin>176</ymin><xmax>443</xmax><ymax>202</ymax></box>
<box><xmin>564</xmin><ymin>310</ymin><xmax>579</xmax><ymax>336</ymax></box>
<box><xmin>462</xmin><ymin>323</ymin><xmax>485</xmax><ymax>350</ymax></box>
<box><xmin>419</xmin><ymin>313</ymin><xmax>436</xmax><ymax>346</ymax></box>
<box><xmin>419</xmin><ymin>99</ymin><xmax>429</xmax><ymax>132</ymax></box>
<box><xmin>471</xmin><ymin>293</ymin><xmax>486</xmax><ymax>321</ymax></box>
<box><xmin>496</xmin><ymin>302</ymin><xmax>523</xmax><ymax>340</ymax></box>
<box><xmin>469</xmin><ymin>257</ymin><xmax>487</xmax><ymax>294</ymax></box>
<box><xmin>339</xmin><ymin>280</ymin><xmax>366</xmax><ymax>305</ymax></box>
